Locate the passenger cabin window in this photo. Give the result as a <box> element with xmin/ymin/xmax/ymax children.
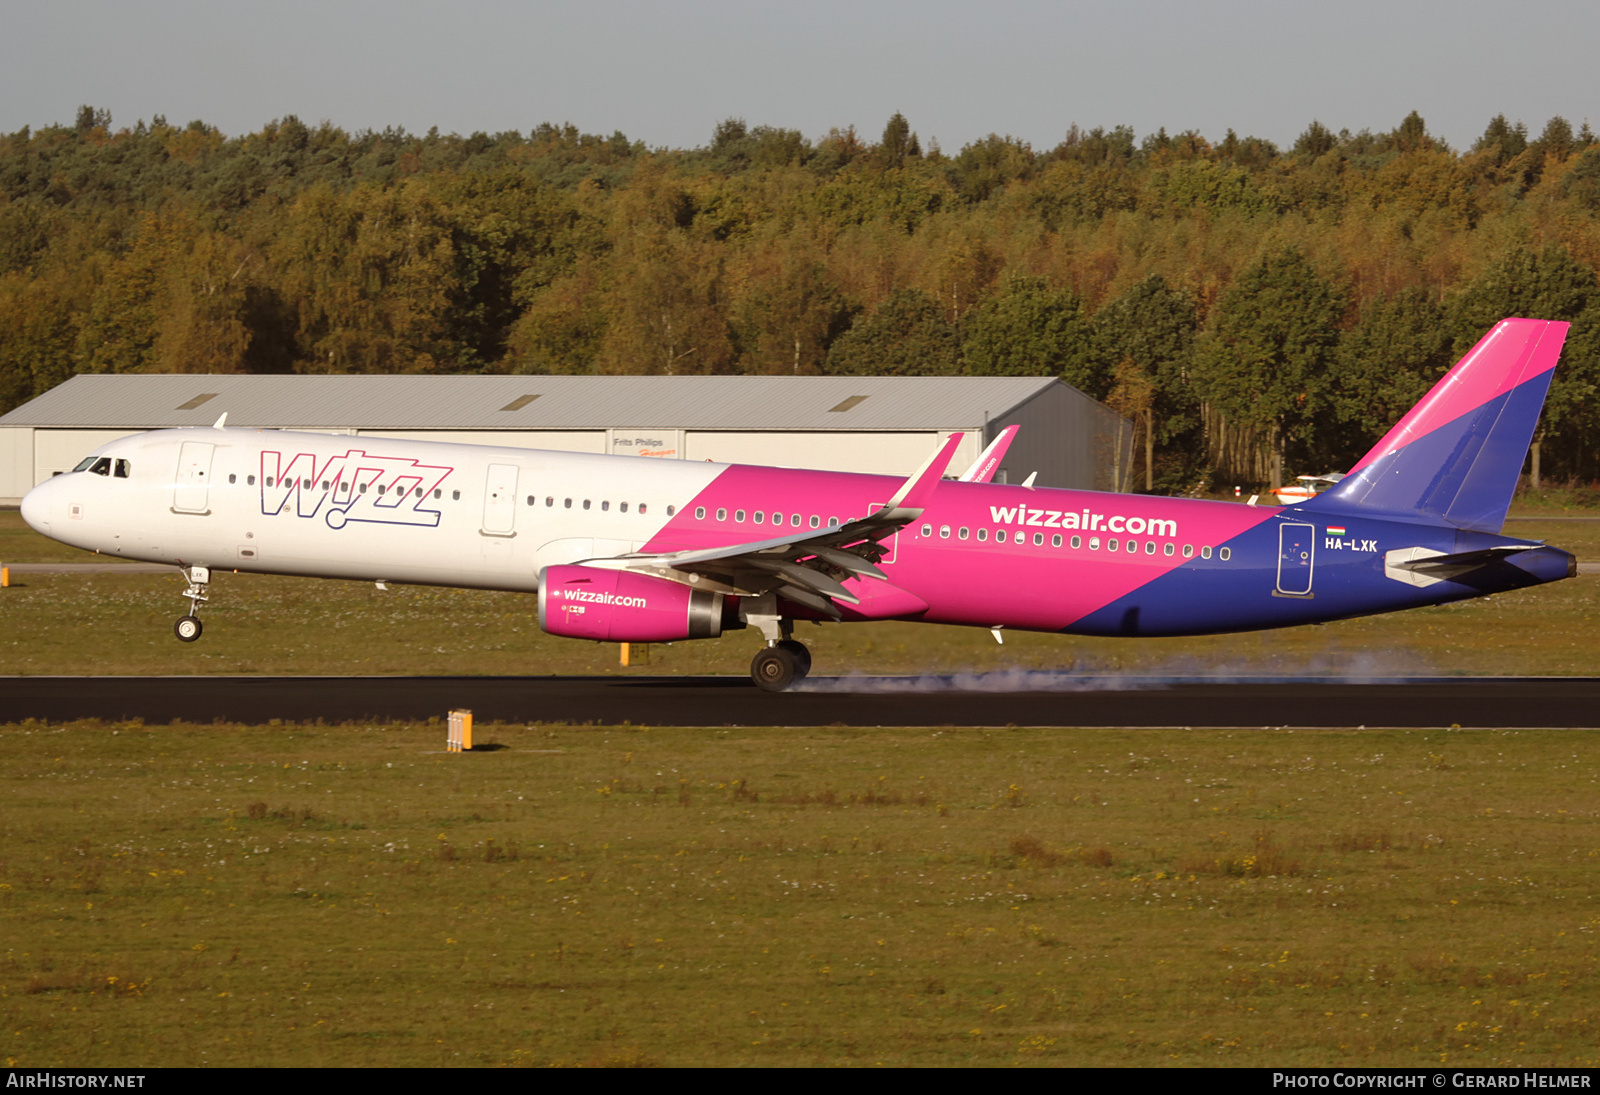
<box><xmin>229</xmin><ymin>474</ymin><xmax>237</xmax><ymax>484</ymax></box>
<box><xmin>452</xmin><ymin>490</ymin><xmax>460</xmax><ymax>501</ymax></box>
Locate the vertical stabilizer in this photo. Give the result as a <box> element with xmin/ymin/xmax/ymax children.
<box><xmin>1309</xmin><ymin>318</ymin><xmax>1568</xmax><ymax>531</ymax></box>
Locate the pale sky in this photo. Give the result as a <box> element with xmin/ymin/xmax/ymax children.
<box><xmin>3</xmin><ymin>0</ymin><xmax>1595</xmax><ymax>154</ymax></box>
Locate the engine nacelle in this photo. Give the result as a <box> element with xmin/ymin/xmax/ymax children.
<box><xmin>538</xmin><ymin>565</ymin><xmax>726</xmax><ymax>642</ymax></box>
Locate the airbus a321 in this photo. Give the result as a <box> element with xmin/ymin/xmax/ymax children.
<box><xmin>20</xmin><ymin>319</ymin><xmax>1577</xmax><ymax>691</ymax></box>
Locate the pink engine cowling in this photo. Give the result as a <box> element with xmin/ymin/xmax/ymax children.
<box><xmin>537</xmin><ymin>565</ymin><xmax>727</xmax><ymax>642</ymax></box>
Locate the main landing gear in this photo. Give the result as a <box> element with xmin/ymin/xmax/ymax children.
<box><xmin>173</xmin><ymin>565</ymin><xmax>210</xmax><ymax>643</ymax></box>
<box><xmin>747</xmin><ymin>612</ymin><xmax>811</xmax><ymax>692</ymax></box>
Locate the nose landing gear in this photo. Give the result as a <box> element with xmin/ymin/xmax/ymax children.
<box><xmin>174</xmin><ymin>565</ymin><xmax>210</xmax><ymax>643</ymax></box>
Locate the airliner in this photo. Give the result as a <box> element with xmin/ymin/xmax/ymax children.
<box><xmin>19</xmin><ymin>319</ymin><xmax>1577</xmax><ymax>691</ymax></box>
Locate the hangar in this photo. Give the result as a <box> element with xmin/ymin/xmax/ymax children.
<box><xmin>0</xmin><ymin>374</ymin><xmax>1132</xmax><ymax>501</ymax></box>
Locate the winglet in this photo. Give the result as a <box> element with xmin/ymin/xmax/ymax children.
<box><xmin>882</xmin><ymin>433</ymin><xmax>964</xmax><ymax>518</ymax></box>
<box><xmin>212</xmin><ymin>412</ymin><xmax>228</xmax><ymax>430</ymax></box>
<box><xmin>958</xmin><ymin>425</ymin><xmax>1019</xmax><ymax>483</ymax></box>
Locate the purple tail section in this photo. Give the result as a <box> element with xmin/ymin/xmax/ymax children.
<box><xmin>1308</xmin><ymin>319</ymin><xmax>1569</xmax><ymax>532</ymax></box>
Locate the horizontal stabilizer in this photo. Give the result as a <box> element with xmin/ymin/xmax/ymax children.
<box><xmin>1384</xmin><ymin>544</ymin><xmax>1535</xmax><ymax>587</ymax></box>
<box><xmin>1391</xmin><ymin>545</ymin><xmax>1533</xmax><ymax>571</ymax></box>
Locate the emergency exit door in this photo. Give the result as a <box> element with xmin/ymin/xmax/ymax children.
<box><xmin>481</xmin><ymin>463</ymin><xmax>518</xmax><ymax>535</ymax></box>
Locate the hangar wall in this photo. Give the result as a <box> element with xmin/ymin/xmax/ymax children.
<box><xmin>1</xmin><ymin>375</ymin><xmax>1131</xmax><ymax>502</ymax></box>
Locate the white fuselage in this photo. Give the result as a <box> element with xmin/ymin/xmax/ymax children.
<box><xmin>21</xmin><ymin>427</ymin><xmax>731</xmax><ymax>591</ymax></box>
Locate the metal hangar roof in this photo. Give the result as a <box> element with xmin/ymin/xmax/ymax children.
<box><xmin>0</xmin><ymin>374</ymin><xmax>1067</xmax><ymax>431</ymax></box>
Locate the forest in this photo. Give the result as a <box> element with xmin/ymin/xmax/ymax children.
<box><xmin>4</xmin><ymin>104</ymin><xmax>1600</xmax><ymax>493</ymax></box>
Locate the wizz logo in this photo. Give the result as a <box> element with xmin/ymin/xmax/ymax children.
<box><xmin>261</xmin><ymin>450</ymin><xmax>455</xmax><ymax>529</ymax></box>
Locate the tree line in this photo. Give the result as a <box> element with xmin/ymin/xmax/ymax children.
<box><xmin>4</xmin><ymin>105</ymin><xmax>1600</xmax><ymax>491</ymax></box>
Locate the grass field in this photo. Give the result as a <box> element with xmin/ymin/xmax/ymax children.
<box><xmin>2</xmin><ymin>720</ymin><xmax>1597</xmax><ymax>1067</ymax></box>
<box><xmin>3</xmin><ymin>506</ymin><xmax>1599</xmax><ymax>1067</ymax></box>
<box><xmin>5</xmin><ymin>511</ymin><xmax>1600</xmax><ymax>678</ymax></box>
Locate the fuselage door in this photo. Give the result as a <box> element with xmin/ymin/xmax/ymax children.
<box><xmin>1276</xmin><ymin>521</ymin><xmax>1315</xmax><ymax>595</ymax></box>
<box><xmin>173</xmin><ymin>442</ymin><xmax>215</xmax><ymax>515</ymax></box>
<box><xmin>482</xmin><ymin>463</ymin><xmax>518</xmax><ymax>536</ymax></box>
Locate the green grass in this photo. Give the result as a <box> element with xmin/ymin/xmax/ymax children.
<box><xmin>2</xmin><ymin>720</ymin><xmax>1597</xmax><ymax>1067</ymax></box>
<box><xmin>5</xmin><ymin>510</ymin><xmax>1600</xmax><ymax>677</ymax></box>
<box><xmin>0</xmin><ymin>510</ymin><xmax>94</xmax><ymax>564</ymax></box>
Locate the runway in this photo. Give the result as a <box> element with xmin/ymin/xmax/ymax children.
<box><xmin>4</xmin><ymin>674</ymin><xmax>1600</xmax><ymax>727</ymax></box>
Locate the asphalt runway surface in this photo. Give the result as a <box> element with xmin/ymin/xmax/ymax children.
<box><xmin>4</xmin><ymin>674</ymin><xmax>1600</xmax><ymax>727</ymax></box>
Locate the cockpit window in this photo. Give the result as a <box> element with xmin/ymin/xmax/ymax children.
<box><xmin>114</xmin><ymin>459</ymin><xmax>130</xmax><ymax>478</ymax></box>
<box><xmin>73</xmin><ymin>457</ymin><xmax>97</xmax><ymax>472</ymax></box>
<box><xmin>89</xmin><ymin>458</ymin><xmax>112</xmax><ymax>476</ymax></box>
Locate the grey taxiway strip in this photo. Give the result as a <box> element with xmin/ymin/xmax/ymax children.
<box><xmin>4</xmin><ymin>675</ymin><xmax>1600</xmax><ymax>728</ymax></box>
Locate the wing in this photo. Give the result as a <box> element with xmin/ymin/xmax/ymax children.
<box><xmin>580</xmin><ymin>433</ymin><xmax>964</xmax><ymax>618</ymax></box>
<box><xmin>957</xmin><ymin>424</ymin><xmax>1018</xmax><ymax>483</ymax></box>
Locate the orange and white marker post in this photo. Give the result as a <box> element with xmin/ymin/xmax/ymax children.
<box><xmin>447</xmin><ymin>709</ymin><xmax>473</xmax><ymax>753</ymax></box>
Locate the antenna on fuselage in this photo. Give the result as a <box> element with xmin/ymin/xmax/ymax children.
<box><xmin>212</xmin><ymin>412</ymin><xmax>228</xmax><ymax>429</ymax></box>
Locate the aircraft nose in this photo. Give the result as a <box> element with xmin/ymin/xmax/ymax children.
<box><xmin>20</xmin><ymin>477</ymin><xmax>55</xmax><ymax>535</ymax></box>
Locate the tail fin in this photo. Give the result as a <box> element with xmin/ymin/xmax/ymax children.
<box><xmin>1308</xmin><ymin>318</ymin><xmax>1569</xmax><ymax>532</ymax></box>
